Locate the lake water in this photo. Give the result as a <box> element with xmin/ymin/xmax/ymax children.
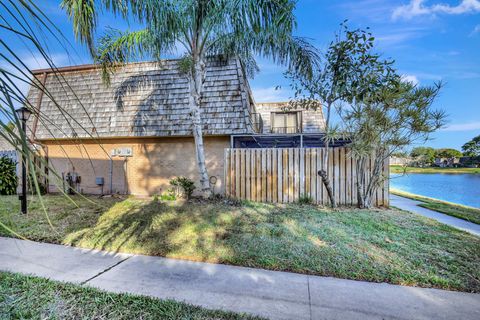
<box><xmin>391</xmin><ymin>173</ymin><xmax>480</xmax><ymax>208</ymax></box>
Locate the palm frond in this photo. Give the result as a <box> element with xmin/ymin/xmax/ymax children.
<box><xmin>95</xmin><ymin>28</ymin><xmax>162</xmax><ymax>84</ymax></box>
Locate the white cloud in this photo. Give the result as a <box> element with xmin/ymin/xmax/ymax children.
<box><xmin>442</xmin><ymin>121</ymin><xmax>480</xmax><ymax>131</ymax></box>
<box><xmin>252</xmin><ymin>87</ymin><xmax>291</xmax><ymax>103</ymax></box>
<box><xmin>470</xmin><ymin>24</ymin><xmax>480</xmax><ymax>35</ymax></box>
<box><xmin>393</xmin><ymin>0</ymin><xmax>480</xmax><ymax>20</ymax></box>
<box><xmin>375</xmin><ymin>27</ymin><xmax>427</xmax><ymax>48</ymax></box>
<box><xmin>401</xmin><ymin>74</ymin><xmax>420</xmax><ymax>85</ymax></box>
<box><xmin>447</xmin><ymin>50</ymin><xmax>461</xmax><ymax>56</ymax></box>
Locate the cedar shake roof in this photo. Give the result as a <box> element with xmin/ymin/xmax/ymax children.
<box><xmin>26</xmin><ymin>57</ymin><xmax>257</xmax><ymax>140</ymax></box>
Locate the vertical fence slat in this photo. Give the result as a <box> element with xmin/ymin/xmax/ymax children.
<box><xmin>283</xmin><ymin>149</ymin><xmax>288</xmax><ymax>203</ymax></box>
<box><xmin>261</xmin><ymin>149</ymin><xmax>267</xmax><ymax>202</ymax></box>
<box><xmin>346</xmin><ymin>149</ymin><xmax>352</xmax><ymax>206</ymax></box>
<box><xmin>333</xmin><ymin>148</ymin><xmax>340</xmax><ymax>205</ymax></box>
<box><xmin>300</xmin><ymin>148</ymin><xmax>305</xmax><ymax>198</ymax></box>
<box><xmin>255</xmin><ymin>150</ymin><xmax>261</xmax><ymax>202</ymax></box>
<box><xmin>224</xmin><ymin>149</ymin><xmax>230</xmax><ymax>197</ymax></box>
<box><xmin>288</xmin><ymin>148</ymin><xmax>294</xmax><ymax>203</ymax></box>
<box><xmin>250</xmin><ymin>149</ymin><xmax>255</xmax><ymax>201</ymax></box>
<box><xmin>339</xmin><ymin>147</ymin><xmax>345</xmax><ymax>205</ymax></box>
<box><xmin>277</xmin><ymin>149</ymin><xmax>283</xmax><ymax>203</ymax></box>
<box><xmin>351</xmin><ymin>154</ymin><xmax>357</xmax><ymax>206</ymax></box>
<box><xmin>240</xmin><ymin>149</ymin><xmax>245</xmax><ymax>200</ymax></box>
<box><xmin>267</xmin><ymin>149</ymin><xmax>272</xmax><ymax>202</ymax></box>
<box><xmin>293</xmin><ymin>148</ymin><xmax>299</xmax><ymax>201</ymax></box>
<box><xmin>311</xmin><ymin>149</ymin><xmax>317</xmax><ymax>203</ymax></box>
<box><xmin>305</xmin><ymin>149</ymin><xmax>311</xmax><ymax>200</ymax></box>
<box><xmin>272</xmin><ymin>149</ymin><xmax>278</xmax><ymax>203</ymax></box>
<box><xmin>235</xmin><ymin>150</ymin><xmax>240</xmax><ymax>199</ymax></box>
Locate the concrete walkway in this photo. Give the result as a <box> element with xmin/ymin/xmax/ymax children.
<box><xmin>1</xmin><ymin>237</ymin><xmax>479</xmax><ymax>320</ymax></box>
<box><xmin>390</xmin><ymin>194</ymin><xmax>480</xmax><ymax>236</ymax></box>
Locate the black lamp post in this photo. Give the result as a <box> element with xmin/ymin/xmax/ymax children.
<box><xmin>15</xmin><ymin>106</ymin><xmax>32</xmax><ymax>214</ymax></box>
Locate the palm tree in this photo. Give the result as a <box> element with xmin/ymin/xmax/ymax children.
<box><xmin>61</xmin><ymin>0</ymin><xmax>319</xmax><ymax>197</ymax></box>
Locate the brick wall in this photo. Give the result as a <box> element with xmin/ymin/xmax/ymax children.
<box><xmin>41</xmin><ymin>136</ymin><xmax>229</xmax><ymax>196</ymax></box>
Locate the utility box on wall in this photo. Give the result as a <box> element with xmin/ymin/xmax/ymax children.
<box><xmin>111</xmin><ymin>147</ymin><xmax>133</xmax><ymax>157</ymax></box>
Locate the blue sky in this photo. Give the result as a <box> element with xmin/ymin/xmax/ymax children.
<box><xmin>3</xmin><ymin>0</ymin><xmax>480</xmax><ymax>150</ymax></box>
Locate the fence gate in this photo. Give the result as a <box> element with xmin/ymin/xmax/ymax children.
<box><xmin>224</xmin><ymin>147</ymin><xmax>389</xmax><ymax>207</ymax></box>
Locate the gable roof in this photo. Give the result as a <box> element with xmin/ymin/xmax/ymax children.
<box><xmin>26</xmin><ymin>57</ymin><xmax>257</xmax><ymax>140</ymax></box>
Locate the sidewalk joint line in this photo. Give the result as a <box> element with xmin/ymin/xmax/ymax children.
<box><xmin>81</xmin><ymin>256</ymin><xmax>130</xmax><ymax>285</ymax></box>
<box><xmin>307</xmin><ymin>275</ymin><xmax>312</xmax><ymax>320</ymax></box>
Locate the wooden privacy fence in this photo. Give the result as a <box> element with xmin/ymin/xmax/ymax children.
<box><xmin>224</xmin><ymin>147</ymin><xmax>389</xmax><ymax>207</ymax></box>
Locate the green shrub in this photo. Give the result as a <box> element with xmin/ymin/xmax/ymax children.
<box><xmin>170</xmin><ymin>176</ymin><xmax>196</xmax><ymax>199</ymax></box>
<box><xmin>297</xmin><ymin>194</ymin><xmax>313</xmax><ymax>205</ymax></box>
<box><xmin>160</xmin><ymin>189</ymin><xmax>176</xmax><ymax>201</ymax></box>
<box><xmin>0</xmin><ymin>156</ymin><xmax>17</xmax><ymax>195</ymax></box>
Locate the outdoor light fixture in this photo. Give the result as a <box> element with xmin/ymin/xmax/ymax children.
<box><xmin>15</xmin><ymin>106</ymin><xmax>32</xmax><ymax>214</ymax></box>
<box><xmin>15</xmin><ymin>106</ymin><xmax>32</xmax><ymax>122</ymax></box>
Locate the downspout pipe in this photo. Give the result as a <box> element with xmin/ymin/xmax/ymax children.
<box><xmin>110</xmin><ymin>157</ymin><xmax>113</xmax><ymax>194</ymax></box>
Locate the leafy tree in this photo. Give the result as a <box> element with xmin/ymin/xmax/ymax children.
<box><xmin>285</xmin><ymin>23</ymin><xmax>379</xmax><ymax>208</ymax></box>
<box><xmin>391</xmin><ymin>151</ymin><xmax>408</xmax><ymax>158</ymax></box>
<box><xmin>435</xmin><ymin>148</ymin><xmax>462</xmax><ymax>158</ymax></box>
<box><xmin>462</xmin><ymin>135</ymin><xmax>480</xmax><ymax>157</ymax></box>
<box><xmin>62</xmin><ymin>0</ymin><xmax>319</xmax><ymax>197</ymax></box>
<box><xmin>410</xmin><ymin>147</ymin><xmax>436</xmax><ymax>165</ymax></box>
<box><xmin>338</xmin><ymin>35</ymin><xmax>445</xmax><ymax>208</ymax></box>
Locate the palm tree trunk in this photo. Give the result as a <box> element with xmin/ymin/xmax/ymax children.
<box><xmin>189</xmin><ymin>54</ymin><xmax>211</xmax><ymax>198</ymax></box>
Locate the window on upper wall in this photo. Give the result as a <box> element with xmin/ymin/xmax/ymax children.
<box><xmin>270</xmin><ymin>111</ymin><xmax>302</xmax><ymax>134</ymax></box>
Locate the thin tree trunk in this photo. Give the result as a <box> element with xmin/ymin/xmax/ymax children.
<box><xmin>363</xmin><ymin>153</ymin><xmax>386</xmax><ymax>208</ymax></box>
<box><xmin>356</xmin><ymin>153</ymin><xmax>385</xmax><ymax>209</ymax></box>
<box><xmin>320</xmin><ymin>101</ymin><xmax>336</xmax><ymax>208</ymax></box>
<box><xmin>189</xmin><ymin>54</ymin><xmax>211</xmax><ymax>198</ymax></box>
<box><xmin>356</xmin><ymin>157</ymin><xmax>366</xmax><ymax>208</ymax></box>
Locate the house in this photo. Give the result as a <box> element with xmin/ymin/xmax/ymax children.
<box><xmin>25</xmin><ymin>58</ymin><xmax>326</xmax><ymax>196</ymax></box>
<box><xmin>434</xmin><ymin>157</ymin><xmax>459</xmax><ymax>168</ymax></box>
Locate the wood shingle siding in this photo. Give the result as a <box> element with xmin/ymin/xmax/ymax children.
<box><xmin>26</xmin><ymin>58</ymin><xmax>256</xmax><ymax>140</ymax></box>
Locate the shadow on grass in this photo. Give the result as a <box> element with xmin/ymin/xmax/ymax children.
<box><xmin>64</xmin><ymin>198</ymin><xmax>243</xmax><ymax>262</ymax></box>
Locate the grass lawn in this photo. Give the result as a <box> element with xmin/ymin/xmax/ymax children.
<box><xmin>1</xmin><ymin>195</ymin><xmax>479</xmax><ymax>293</ymax></box>
<box><xmin>0</xmin><ymin>271</ymin><xmax>260</xmax><ymax>320</ymax></box>
<box><xmin>391</xmin><ymin>189</ymin><xmax>480</xmax><ymax>225</ymax></box>
<box><xmin>390</xmin><ymin>165</ymin><xmax>480</xmax><ymax>174</ymax></box>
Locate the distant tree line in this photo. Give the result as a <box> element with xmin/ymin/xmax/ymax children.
<box><xmin>396</xmin><ymin>134</ymin><xmax>480</xmax><ymax>167</ymax></box>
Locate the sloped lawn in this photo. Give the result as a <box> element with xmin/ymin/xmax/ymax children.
<box><xmin>1</xmin><ymin>195</ymin><xmax>479</xmax><ymax>292</ymax></box>
<box><xmin>0</xmin><ymin>272</ymin><xmax>261</xmax><ymax>320</ymax></box>
<box><xmin>391</xmin><ymin>189</ymin><xmax>480</xmax><ymax>224</ymax></box>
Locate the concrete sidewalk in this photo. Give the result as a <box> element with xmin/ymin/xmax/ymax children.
<box><xmin>1</xmin><ymin>237</ymin><xmax>479</xmax><ymax>320</ymax></box>
<box><xmin>391</xmin><ymin>194</ymin><xmax>480</xmax><ymax>236</ymax></box>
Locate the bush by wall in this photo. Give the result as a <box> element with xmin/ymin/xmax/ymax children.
<box><xmin>170</xmin><ymin>177</ymin><xmax>196</xmax><ymax>199</ymax></box>
<box><xmin>0</xmin><ymin>156</ymin><xmax>17</xmax><ymax>195</ymax></box>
